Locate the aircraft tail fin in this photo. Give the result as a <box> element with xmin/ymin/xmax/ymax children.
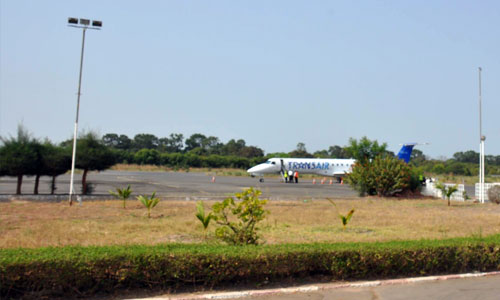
<box><xmin>397</xmin><ymin>143</ymin><xmax>416</xmax><ymax>163</ymax></box>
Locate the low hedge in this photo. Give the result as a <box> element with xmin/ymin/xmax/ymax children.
<box><xmin>1</xmin><ymin>235</ymin><xmax>500</xmax><ymax>298</ymax></box>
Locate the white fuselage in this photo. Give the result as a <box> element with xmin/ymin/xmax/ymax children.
<box><xmin>247</xmin><ymin>157</ymin><xmax>356</xmax><ymax>178</ymax></box>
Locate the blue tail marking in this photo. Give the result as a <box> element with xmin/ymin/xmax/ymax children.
<box><xmin>397</xmin><ymin>144</ymin><xmax>416</xmax><ymax>163</ymax></box>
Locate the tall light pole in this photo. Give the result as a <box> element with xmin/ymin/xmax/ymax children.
<box><xmin>67</xmin><ymin>17</ymin><xmax>102</xmax><ymax>206</ymax></box>
<box><xmin>478</xmin><ymin>67</ymin><xmax>486</xmax><ymax>204</ymax></box>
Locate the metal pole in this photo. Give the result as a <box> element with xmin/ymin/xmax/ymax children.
<box><xmin>69</xmin><ymin>27</ymin><xmax>87</xmax><ymax>205</ymax></box>
<box><xmin>478</xmin><ymin>67</ymin><xmax>485</xmax><ymax>204</ymax></box>
<box><xmin>482</xmin><ymin>141</ymin><xmax>485</xmax><ymax>203</ymax></box>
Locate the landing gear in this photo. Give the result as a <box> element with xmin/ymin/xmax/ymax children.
<box><xmin>259</xmin><ymin>178</ymin><xmax>264</xmax><ymax>183</ymax></box>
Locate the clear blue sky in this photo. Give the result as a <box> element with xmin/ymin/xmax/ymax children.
<box><xmin>1</xmin><ymin>0</ymin><xmax>499</xmax><ymax>158</ymax></box>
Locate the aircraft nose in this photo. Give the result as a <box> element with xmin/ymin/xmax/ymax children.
<box><xmin>247</xmin><ymin>165</ymin><xmax>261</xmax><ymax>173</ymax></box>
<box><xmin>247</xmin><ymin>164</ymin><xmax>268</xmax><ymax>174</ymax></box>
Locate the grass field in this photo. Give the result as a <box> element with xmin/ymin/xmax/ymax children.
<box><xmin>1</xmin><ymin>197</ymin><xmax>499</xmax><ymax>248</ymax></box>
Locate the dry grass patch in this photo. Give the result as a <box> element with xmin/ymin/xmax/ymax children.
<box><xmin>1</xmin><ymin>198</ymin><xmax>499</xmax><ymax>248</ymax></box>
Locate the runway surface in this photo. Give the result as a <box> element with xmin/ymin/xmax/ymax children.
<box><xmin>0</xmin><ymin>170</ymin><xmax>357</xmax><ymax>200</ymax></box>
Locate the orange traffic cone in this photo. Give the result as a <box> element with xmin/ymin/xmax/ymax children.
<box><xmin>211</xmin><ymin>176</ymin><xmax>216</xmax><ymax>183</ymax></box>
<box><xmin>329</xmin><ymin>179</ymin><xmax>333</xmax><ymax>185</ymax></box>
<box><xmin>341</xmin><ymin>178</ymin><xmax>344</xmax><ymax>185</ymax></box>
<box><xmin>312</xmin><ymin>178</ymin><xmax>316</xmax><ymax>184</ymax></box>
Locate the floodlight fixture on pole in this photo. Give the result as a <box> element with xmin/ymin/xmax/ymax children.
<box><xmin>67</xmin><ymin>17</ymin><xmax>102</xmax><ymax>206</ymax></box>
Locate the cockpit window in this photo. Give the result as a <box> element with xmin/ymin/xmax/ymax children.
<box><xmin>271</xmin><ymin>162</ymin><xmax>276</xmax><ymax>165</ymax></box>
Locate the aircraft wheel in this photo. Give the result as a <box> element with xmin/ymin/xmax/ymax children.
<box><xmin>259</xmin><ymin>178</ymin><xmax>264</xmax><ymax>182</ymax></box>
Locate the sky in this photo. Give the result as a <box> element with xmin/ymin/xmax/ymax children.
<box><xmin>1</xmin><ymin>0</ymin><xmax>499</xmax><ymax>158</ymax></box>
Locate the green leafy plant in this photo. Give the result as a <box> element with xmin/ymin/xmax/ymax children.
<box><xmin>435</xmin><ymin>183</ymin><xmax>458</xmax><ymax>206</ymax></box>
<box><xmin>346</xmin><ymin>155</ymin><xmax>415</xmax><ymax>197</ymax></box>
<box><xmin>137</xmin><ymin>192</ymin><xmax>160</xmax><ymax>218</ymax></box>
<box><xmin>211</xmin><ymin>187</ymin><xmax>268</xmax><ymax>245</ymax></box>
<box><xmin>327</xmin><ymin>199</ymin><xmax>355</xmax><ymax>230</ymax></box>
<box><xmin>109</xmin><ymin>184</ymin><xmax>132</xmax><ymax>208</ymax></box>
<box><xmin>195</xmin><ymin>201</ymin><xmax>213</xmax><ymax>235</ymax></box>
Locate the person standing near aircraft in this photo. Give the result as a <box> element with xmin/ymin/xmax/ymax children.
<box><xmin>284</xmin><ymin>170</ymin><xmax>288</xmax><ymax>183</ymax></box>
<box><xmin>288</xmin><ymin>170</ymin><xmax>294</xmax><ymax>183</ymax></box>
<box><xmin>294</xmin><ymin>171</ymin><xmax>299</xmax><ymax>183</ymax></box>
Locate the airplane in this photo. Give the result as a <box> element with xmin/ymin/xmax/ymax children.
<box><xmin>247</xmin><ymin>143</ymin><xmax>421</xmax><ymax>182</ymax></box>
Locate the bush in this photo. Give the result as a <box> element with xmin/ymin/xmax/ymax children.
<box><xmin>2</xmin><ymin>235</ymin><xmax>500</xmax><ymax>299</ymax></box>
<box><xmin>347</xmin><ymin>156</ymin><xmax>415</xmax><ymax>197</ymax></box>
<box><xmin>137</xmin><ymin>192</ymin><xmax>160</xmax><ymax>218</ymax></box>
<box><xmin>488</xmin><ymin>185</ymin><xmax>500</xmax><ymax>204</ymax></box>
<box><xmin>134</xmin><ymin>149</ymin><xmax>160</xmax><ymax>165</ymax></box>
<box><xmin>211</xmin><ymin>187</ymin><xmax>269</xmax><ymax>245</ymax></box>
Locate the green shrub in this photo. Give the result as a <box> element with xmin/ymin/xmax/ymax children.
<box><xmin>109</xmin><ymin>184</ymin><xmax>133</xmax><ymax>208</ymax></box>
<box><xmin>327</xmin><ymin>199</ymin><xmax>355</xmax><ymax>230</ymax></box>
<box><xmin>435</xmin><ymin>183</ymin><xmax>458</xmax><ymax>206</ymax></box>
<box><xmin>134</xmin><ymin>149</ymin><xmax>160</xmax><ymax>165</ymax></box>
<box><xmin>195</xmin><ymin>201</ymin><xmax>213</xmax><ymax>232</ymax></box>
<box><xmin>2</xmin><ymin>235</ymin><xmax>500</xmax><ymax>299</ymax></box>
<box><xmin>137</xmin><ymin>192</ymin><xmax>160</xmax><ymax>218</ymax></box>
<box><xmin>211</xmin><ymin>187</ymin><xmax>269</xmax><ymax>245</ymax></box>
<box><xmin>347</xmin><ymin>156</ymin><xmax>414</xmax><ymax>197</ymax></box>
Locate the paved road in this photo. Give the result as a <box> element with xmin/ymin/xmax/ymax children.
<box><xmin>213</xmin><ymin>274</ymin><xmax>500</xmax><ymax>300</ymax></box>
<box><xmin>0</xmin><ymin>170</ymin><xmax>357</xmax><ymax>200</ymax></box>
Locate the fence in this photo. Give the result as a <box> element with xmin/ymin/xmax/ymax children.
<box><xmin>475</xmin><ymin>183</ymin><xmax>500</xmax><ymax>201</ymax></box>
<box><xmin>422</xmin><ymin>181</ymin><xmax>465</xmax><ymax>201</ymax></box>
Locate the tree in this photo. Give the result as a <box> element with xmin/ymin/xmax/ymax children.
<box><xmin>185</xmin><ymin>133</ymin><xmax>207</xmax><ymax>151</ymax></box>
<box><xmin>0</xmin><ymin>126</ymin><xmax>38</xmax><ymax>194</ymax></box>
<box><xmin>72</xmin><ymin>132</ymin><xmax>116</xmax><ymax>199</ymax></box>
<box><xmin>289</xmin><ymin>142</ymin><xmax>314</xmax><ymax>158</ymax></box>
<box><xmin>40</xmin><ymin>143</ymin><xmax>71</xmax><ymax>194</ymax></box>
<box><xmin>103</xmin><ymin>133</ymin><xmax>132</xmax><ymax>150</ymax></box>
<box><xmin>223</xmin><ymin>139</ymin><xmax>246</xmax><ymax>156</ymax></box>
<box><xmin>410</xmin><ymin>149</ymin><xmax>427</xmax><ymax>166</ymax></box>
<box><xmin>328</xmin><ymin>145</ymin><xmax>348</xmax><ymax>158</ymax></box>
<box><xmin>102</xmin><ymin>133</ymin><xmax>120</xmax><ymax>148</ymax></box>
<box><xmin>453</xmin><ymin>150</ymin><xmax>479</xmax><ymax>164</ymax></box>
<box><xmin>313</xmin><ymin>150</ymin><xmax>330</xmax><ymax>158</ymax></box>
<box><xmin>344</xmin><ymin>136</ymin><xmax>388</xmax><ymax>163</ymax></box>
<box><xmin>158</xmin><ymin>133</ymin><xmax>184</xmax><ymax>152</ymax></box>
<box><xmin>27</xmin><ymin>140</ymin><xmax>45</xmax><ymax>195</ymax></box>
<box><xmin>133</xmin><ymin>134</ymin><xmax>159</xmax><ymax>150</ymax></box>
<box><xmin>117</xmin><ymin>134</ymin><xmax>132</xmax><ymax>150</ymax></box>
<box><xmin>239</xmin><ymin>146</ymin><xmax>264</xmax><ymax>158</ymax></box>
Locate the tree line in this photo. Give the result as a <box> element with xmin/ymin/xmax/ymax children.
<box><xmin>1</xmin><ymin>127</ymin><xmax>499</xmax><ymax>195</ymax></box>
<box><xmin>0</xmin><ymin>128</ymin><xmax>114</xmax><ymax>195</ymax></box>
<box><xmin>409</xmin><ymin>149</ymin><xmax>500</xmax><ymax>176</ymax></box>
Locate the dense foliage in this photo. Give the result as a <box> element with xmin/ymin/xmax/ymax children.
<box><xmin>347</xmin><ymin>155</ymin><xmax>417</xmax><ymax>197</ymax></box>
<box><xmin>2</xmin><ymin>235</ymin><xmax>499</xmax><ymax>298</ymax></box>
<box><xmin>344</xmin><ymin>136</ymin><xmax>391</xmax><ymax>163</ymax></box>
